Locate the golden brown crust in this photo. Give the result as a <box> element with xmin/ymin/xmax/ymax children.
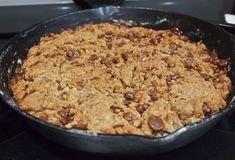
<box><xmin>10</xmin><ymin>23</ymin><xmax>232</xmax><ymax>137</ymax></box>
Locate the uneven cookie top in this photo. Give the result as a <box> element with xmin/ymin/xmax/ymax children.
<box><xmin>10</xmin><ymin>23</ymin><xmax>231</xmax><ymax>137</ymax></box>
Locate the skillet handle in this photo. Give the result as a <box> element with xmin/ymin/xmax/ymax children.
<box><xmin>73</xmin><ymin>0</ymin><xmax>124</xmax><ymax>8</ymax></box>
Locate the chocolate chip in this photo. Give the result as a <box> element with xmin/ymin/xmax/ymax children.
<box><xmin>169</xmin><ymin>42</ymin><xmax>178</xmax><ymax>51</ymax></box>
<box><xmin>148</xmin><ymin>115</ymin><xmax>164</xmax><ymax>132</ymax></box>
<box><xmin>112</xmin><ymin>57</ymin><xmax>119</xmax><ymax>64</ymax></box>
<box><xmin>201</xmin><ymin>73</ymin><xmax>211</xmax><ymax>81</ymax></box>
<box><xmin>124</xmin><ymin>92</ymin><xmax>135</xmax><ymax>101</ymax></box>
<box><xmin>57</xmin><ymin>85</ymin><xmax>63</xmax><ymax>91</ymax></box>
<box><xmin>106</xmin><ymin>40</ymin><xmax>112</xmax><ymax>49</ymax></box>
<box><xmin>149</xmin><ymin>90</ymin><xmax>157</xmax><ymax>101</ymax></box>
<box><xmin>202</xmin><ymin>103</ymin><xmax>211</xmax><ymax>116</ymax></box>
<box><xmin>136</xmin><ymin>103</ymin><xmax>150</xmax><ymax>113</ymax></box>
<box><xmin>149</xmin><ymin>38</ymin><xmax>156</xmax><ymax>45</ymax></box>
<box><xmin>218</xmin><ymin>59</ymin><xmax>229</xmax><ymax>68</ymax></box>
<box><xmin>121</xmin><ymin>52</ymin><xmax>128</xmax><ymax>61</ymax></box>
<box><xmin>110</xmin><ymin>105</ymin><xmax>124</xmax><ymax>114</ymax></box>
<box><xmin>72</xmin><ymin>122</ymin><xmax>87</xmax><ymax>130</ymax></box>
<box><xmin>100</xmin><ymin>58</ymin><xmax>112</xmax><ymax>67</ymax></box>
<box><xmin>58</xmin><ymin>107</ymin><xmax>74</xmax><ymax>125</ymax></box>
<box><xmin>58</xmin><ymin>108</ymin><xmax>70</xmax><ymax>119</ymax></box>
<box><xmin>110</xmin><ymin>73</ymin><xmax>116</xmax><ymax>79</ymax></box>
<box><xmin>123</xmin><ymin>112</ymin><xmax>133</xmax><ymax>121</ymax></box>
<box><xmin>66</xmin><ymin>50</ymin><xmax>80</xmax><ymax>61</ymax></box>
<box><xmin>184</xmin><ymin>58</ymin><xmax>194</xmax><ymax>68</ymax></box>
<box><xmin>89</xmin><ymin>54</ymin><xmax>98</xmax><ymax>61</ymax></box>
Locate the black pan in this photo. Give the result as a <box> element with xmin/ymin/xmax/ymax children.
<box><xmin>0</xmin><ymin>7</ymin><xmax>235</xmax><ymax>154</ymax></box>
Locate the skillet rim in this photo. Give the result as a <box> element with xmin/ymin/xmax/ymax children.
<box><xmin>0</xmin><ymin>6</ymin><xmax>235</xmax><ymax>142</ymax></box>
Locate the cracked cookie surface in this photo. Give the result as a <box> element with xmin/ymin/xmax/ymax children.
<box><xmin>10</xmin><ymin>23</ymin><xmax>232</xmax><ymax>137</ymax></box>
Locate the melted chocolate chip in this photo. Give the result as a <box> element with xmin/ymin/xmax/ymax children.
<box><xmin>112</xmin><ymin>57</ymin><xmax>119</xmax><ymax>64</ymax></box>
<box><xmin>202</xmin><ymin>103</ymin><xmax>211</xmax><ymax>116</ymax></box>
<box><xmin>124</xmin><ymin>92</ymin><xmax>135</xmax><ymax>101</ymax></box>
<box><xmin>136</xmin><ymin>103</ymin><xmax>150</xmax><ymax>113</ymax></box>
<box><xmin>121</xmin><ymin>52</ymin><xmax>128</xmax><ymax>61</ymax></box>
<box><xmin>58</xmin><ymin>108</ymin><xmax>70</xmax><ymax>119</ymax></box>
<box><xmin>89</xmin><ymin>54</ymin><xmax>98</xmax><ymax>61</ymax></box>
<box><xmin>148</xmin><ymin>115</ymin><xmax>164</xmax><ymax>132</ymax></box>
<box><xmin>123</xmin><ymin>112</ymin><xmax>133</xmax><ymax>121</ymax></box>
<box><xmin>110</xmin><ymin>106</ymin><xmax>124</xmax><ymax>114</ymax></box>
<box><xmin>149</xmin><ymin>38</ymin><xmax>156</xmax><ymax>45</ymax></box>
<box><xmin>66</xmin><ymin>50</ymin><xmax>80</xmax><ymax>61</ymax></box>
<box><xmin>106</xmin><ymin>39</ymin><xmax>112</xmax><ymax>49</ymax></box>
<box><xmin>169</xmin><ymin>42</ymin><xmax>178</xmax><ymax>51</ymax></box>
<box><xmin>100</xmin><ymin>58</ymin><xmax>112</xmax><ymax>67</ymax></box>
<box><xmin>149</xmin><ymin>90</ymin><xmax>157</xmax><ymax>101</ymax></box>
<box><xmin>184</xmin><ymin>58</ymin><xmax>194</xmax><ymax>68</ymax></box>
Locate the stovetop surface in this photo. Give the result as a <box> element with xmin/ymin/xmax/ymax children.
<box><xmin>0</xmin><ymin>1</ymin><xmax>235</xmax><ymax>159</ymax></box>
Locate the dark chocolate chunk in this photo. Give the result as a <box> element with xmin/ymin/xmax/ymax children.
<box><xmin>89</xmin><ymin>54</ymin><xmax>98</xmax><ymax>61</ymax></box>
<box><xmin>123</xmin><ymin>112</ymin><xmax>133</xmax><ymax>121</ymax></box>
<box><xmin>100</xmin><ymin>58</ymin><xmax>112</xmax><ymax>67</ymax></box>
<box><xmin>136</xmin><ymin>103</ymin><xmax>150</xmax><ymax>113</ymax></box>
<box><xmin>124</xmin><ymin>92</ymin><xmax>135</xmax><ymax>101</ymax></box>
<box><xmin>121</xmin><ymin>52</ymin><xmax>129</xmax><ymax>61</ymax></box>
<box><xmin>202</xmin><ymin>103</ymin><xmax>211</xmax><ymax>116</ymax></box>
<box><xmin>106</xmin><ymin>39</ymin><xmax>112</xmax><ymax>49</ymax></box>
<box><xmin>148</xmin><ymin>115</ymin><xmax>164</xmax><ymax>131</ymax></box>
<box><xmin>149</xmin><ymin>90</ymin><xmax>157</xmax><ymax>101</ymax></box>
<box><xmin>66</xmin><ymin>50</ymin><xmax>80</xmax><ymax>61</ymax></box>
<box><xmin>112</xmin><ymin>57</ymin><xmax>119</xmax><ymax>64</ymax></box>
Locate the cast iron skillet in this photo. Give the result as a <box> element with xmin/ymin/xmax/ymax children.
<box><xmin>0</xmin><ymin>7</ymin><xmax>235</xmax><ymax>154</ymax></box>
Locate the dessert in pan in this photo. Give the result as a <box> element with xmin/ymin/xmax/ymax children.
<box><xmin>10</xmin><ymin>23</ymin><xmax>231</xmax><ymax>137</ymax></box>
